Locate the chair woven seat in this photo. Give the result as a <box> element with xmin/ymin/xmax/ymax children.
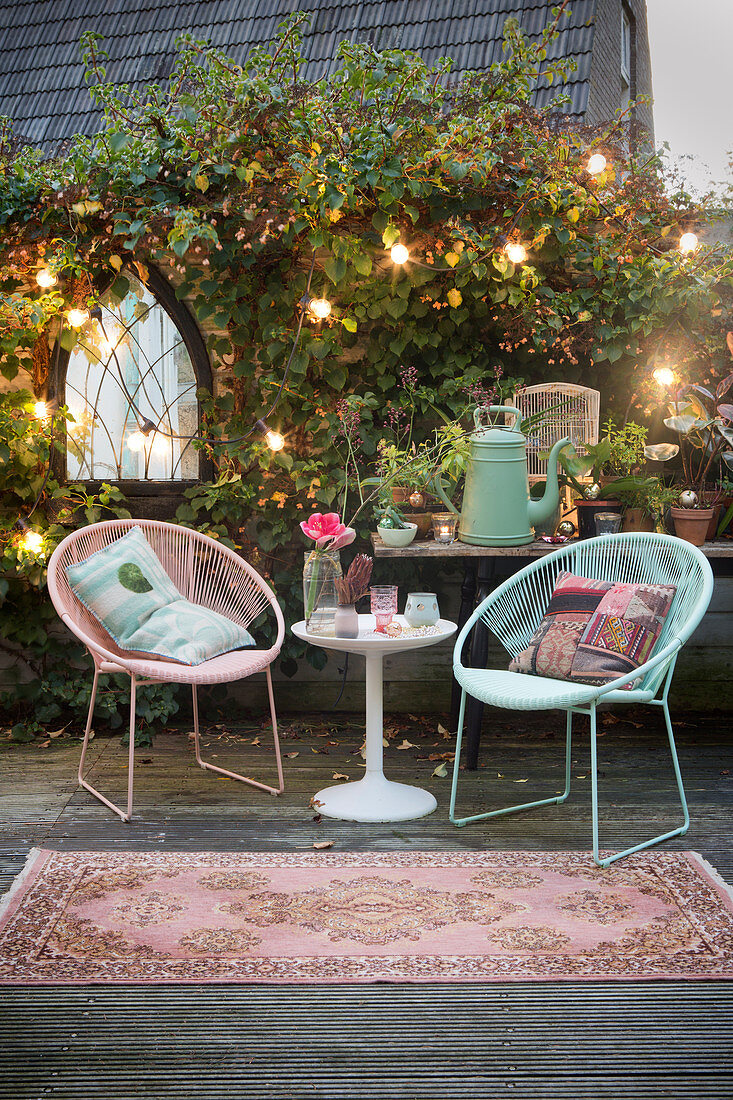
<box><xmin>454</xmin><ymin>667</ymin><xmax>655</xmax><ymax>710</ymax></box>
<box><xmin>101</xmin><ymin>646</ymin><xmax>280</xmax><ymax>684</ymax></box>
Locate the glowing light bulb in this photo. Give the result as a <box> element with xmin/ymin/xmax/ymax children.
<box><xmin>149</xmin><ymin>431</ymin><xmax>170</xmax><ymax>456</ymax></box>
<box><xmin>127</xmin><ymin>430</ymin><xmax>146</xmax><ymax>452</ymax></box>
<box><xmin>20</xmin><ymin>530</ymin><xmax>44</xmax><ymax>554</ymax></box>
<box><xmin>256</xmin><ymin>418</ymin><xmax>285</xmax><ymax>451</ymax></box>
<box><xmin>33</xmin><ymin>400</ymin><xmax>49</xmax><ymax>419</ymax></box>
<box><xmin>308</xmin><ymin>297</ymin><xmax>332</xmax><ymax>320</ymax></box>
<box><xmin>679</xmin><ymin>232</ymin><xmax>698</xmax><ymax>254</ymax></box>
<box><xmin>390</xmin><ymin>244</ymin><xmax>409</xmax><ymax>265</ymax></box>
<box><xmin>36</xmin><ymin>268</ymin><xmax>57</xmax><ymax>288</ymax></box>
<box><xmin>265</xmin><ymin>428</ymin><xmax>285</xmax><ymax>452</ymax></box>
<box><xmin>67</xmin><ymin>308</ymin><xmax>89</xmax><ymax>328</ymax></box>
<box><xmin>653</xmin><ymin>366</ymin><xmax>675</xmax><ymax>388</ymax></box>
<box><xmin>587</xmin><ymin>153</ymin><xmax>607</xmax><ymax>175</ymax></box>
<box><xmin>504</xmin><ymin>241</ymin><xmax>527</xmax><ymax>264</ymax></box>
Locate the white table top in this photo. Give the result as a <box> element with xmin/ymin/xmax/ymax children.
<box><xmin>291</xmin><ymin>615</ymin><xmax>457</xmax><ymax>656</ymax></box>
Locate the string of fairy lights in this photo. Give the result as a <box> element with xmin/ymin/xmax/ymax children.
<box><xmin>14</xmin><ymin>151</ymin><xmax>704</xmax><ymax>553</ymax></box>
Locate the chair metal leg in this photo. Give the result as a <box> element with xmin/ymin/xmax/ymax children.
<box><xmin>591</xmin><ymin>698</ymin><xmax>690</xmax><ymax>868</ymax></box>
<box><xmin>450</xmin><ymin>693</ymin><xmax>572</xmax><ymax>828</ymax></box>
<box><xmin>77</xmin><ymin>669</ymin><xmax>135</xmax><ymax>823</ymax></box>
<box><xmin>193</xmin><ymin>677</ymin><xmax>283</xmax><ymax>796</ymax></box>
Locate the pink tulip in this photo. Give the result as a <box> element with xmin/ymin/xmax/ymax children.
<box><xmin>300</xmin><ymin>511</ymin><xmax>355</xmax><ymax>550</ymax></box>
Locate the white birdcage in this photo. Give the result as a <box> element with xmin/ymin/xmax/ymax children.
<box><xmin>509</xmin><ymin>383</ymin><xmax>600</xmax><ymax>483</ymax></box>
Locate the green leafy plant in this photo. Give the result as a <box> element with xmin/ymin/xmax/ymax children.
<box><xmin>0</xmin><ymin>12</ymin><xmax>731</xmax><ymax>693</ymax></box>
<box><xmin>604</xmin><ymin>418</ymin><xmax>649</xmax><ymax>477</ymax></box>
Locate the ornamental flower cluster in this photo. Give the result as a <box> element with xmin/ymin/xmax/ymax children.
<box><xmin>299</xmin><ymin>511</ymin><xmax>356</xmax><ymax>550</ymax></box>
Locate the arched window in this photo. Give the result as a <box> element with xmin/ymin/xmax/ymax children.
<box><xmin>57</xmin><ymin>268</ymin><xmax>211</xmax><ymax>487</ymax></box>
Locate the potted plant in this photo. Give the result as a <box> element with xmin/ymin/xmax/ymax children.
<box><xmin>556</xmin><ymin>437</ymin><xmax>622</xmax><ymax>539</ymax></box>
<box><xmin>663</xmin><ymin>368</ymin><xmax>733</xmax><ymax>546</ymax></box>
<box><xmin>374</xmin><ymin>501</ymin><xmax>417</xmax><ymax>547</ymax></box>
<box><xmin>604</xmin><ymin>441</ymin><xmax>680</xmax><ymax>532</ymax></box>
<box><xmin>604</xmin><ymin>418</ymin><xmax>651</xmax><ymax>530</ymax></box>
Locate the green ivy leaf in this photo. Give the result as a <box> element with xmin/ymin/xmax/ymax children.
<box><xmin>323</xmin><ymin>256</ymin><xmax>347</xmax><ymax>284</ymax></box>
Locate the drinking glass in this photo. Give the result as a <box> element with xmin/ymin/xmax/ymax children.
<box><xmin>370</xmin><ymin>585</ymin><xmax>398</xmax><ymax>633</ymax></box>
<box><xmin>594</xmin><ymin>511</ymin><xmax>623</xmax><ymax>536</ymax></box>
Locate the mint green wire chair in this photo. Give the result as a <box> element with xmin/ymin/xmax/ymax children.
<box><xmin>449</xmin><ymin>533</ymin><xmax>714</xmax><ymax>867</ymax></box>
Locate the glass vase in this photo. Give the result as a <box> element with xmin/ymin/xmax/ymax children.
<box><xmin>303</xmin><ymin>550</ymin><xmax>342</xmax><ymax>635</ymax></box>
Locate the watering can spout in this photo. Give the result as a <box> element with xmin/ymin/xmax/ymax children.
<box><xmin>527</xmin><ymin>437</ymin><xmax>571</xmax><ymax>528</ymax></box>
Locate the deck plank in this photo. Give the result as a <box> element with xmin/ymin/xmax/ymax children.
<box><xmin>1</xmin><ymin>712</ymin><xmax>732</xmax><ymax>1100</ymax></box>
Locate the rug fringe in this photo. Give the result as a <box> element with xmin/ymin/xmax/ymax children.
<box><xmin>0</xmin><ymin>848</ymin><xmax>44</xmax><ymax>923</ymax></box>
<box><xmin>687</xmin><ymin>851</ymin><xmax>733</xmax><ymax>905</ymax></box>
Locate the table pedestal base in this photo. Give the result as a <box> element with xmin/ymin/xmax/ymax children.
<box><xmin>313</xmin><ymin>773</ymin><xmax>438</xmax><ymax>823</ymax></box>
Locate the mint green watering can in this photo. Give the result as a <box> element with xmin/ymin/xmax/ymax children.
<box><xmin>433</xmin><ymin>406</ymin><xmax>570</xmax><ymax>546</ymax></box>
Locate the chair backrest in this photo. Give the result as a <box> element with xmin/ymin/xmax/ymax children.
<box><xmin>47</xmin><ymin>519</ymin><xmax>284</xmax><ymax>661</ymax></box>
<box><xmin>480</xmin><ymin>533</ymin><xmax>714</xmax><ymax>694</ymax></box>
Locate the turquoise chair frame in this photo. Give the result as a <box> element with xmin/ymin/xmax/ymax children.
<box><xmin>449</xmin><ymin>533</ymin><xmax>714</xmax><ymax>867</ymax></box>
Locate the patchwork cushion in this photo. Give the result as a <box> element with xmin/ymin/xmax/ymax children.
<box><xmin>509</xmin><ymin>571</ymin><xmax>676</xmax><ymax>689</ymax></box>
<box><xmin>66</xmin><ymin>526</ymin><xmax>255</xmax><ymax>665</ymax></box>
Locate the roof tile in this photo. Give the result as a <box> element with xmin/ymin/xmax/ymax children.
<box><xmin>3</xmin><ymin>0</ymin><xmax>602</xmax><ymax>147</ymax></box>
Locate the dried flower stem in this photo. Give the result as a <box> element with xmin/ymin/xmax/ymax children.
<box><xmin>335</xmin><ymin>553</ymin><xmax>373</xmax><ymax>605</ymax></box>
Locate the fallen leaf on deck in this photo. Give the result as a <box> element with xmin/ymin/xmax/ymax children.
<box><xmin>429</xmin><ymin>751</ymin><xmax>454</xmax><ymax>761</ymax></box>
<box><xmin>313</xmin><ymin>840</ymin><xmax>334</xmax><ymax>850</ymax></box>
<box><xmin>602</xmin><ymin>714</ymin><xmax>620</xmax><ymax>725</ymax></box>
<box><xmin>332</xmin><ymin>773</ymin><xmax>349</xmax><ymax>780</ymax></box>
<box><xmin>513</xmin><ymin>778</ymin><xmax>529</xmax><ymax>783</ymax></box>
<box><xmin>359</xmin><ymin>742</ymin><xmax>367</xmax><ymax>759</ymax></box>
<box><xmin>40</xmin><ymin>740</ymin><xmax>50</xmax><ymax>748</ymax></box>
<box><xmin>432</xmin><ymin>762</ymin><xmax>448</xmax><ymax>778</ymax></box>
<box><xmin>437</xmin><ymin>723</ymin><xmax>452</xmax><ymax>739</ymax></box>
<box><xmin>285</xmin><ymin>751</ymin><xmax>299</xmax><ymax>759</ymax></box>
<box><xmin>48</xmin><ymin>726</ymin><xmax>68</xmax><ymax>739</ymax></box>
<box><xmin>251</xmin><ymin>737</ymin><xmax>260</xmax><ymax>746</ymax></box>
<box><xmin>397</xmin><ymin>739</ymin><xmax>416</xmax><ymax>750</ymax></box>
<box><xmin>497</xmin><ymin>772</ymin><xmax>504</xmax><ymax>778</ymax></box>
<box><xmin>187</xmin><ymin>732</ymin><xmax>196</xmax><ymax>740</ymax></box>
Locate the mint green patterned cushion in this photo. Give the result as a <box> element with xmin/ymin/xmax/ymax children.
<box><xmin>66</xmin><ymin>526</ymin><xmax>255</xmax><ymax>665</ymax></box>
<box><xmin>122</xmin><ymin>600</ymin><xmax>255</xmax><ymax>666</ymax></box>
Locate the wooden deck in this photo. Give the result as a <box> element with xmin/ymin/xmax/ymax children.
<box><xmin>2</xmin><ymin>709</ymin><xmax>732</xmax><ymax>1098</ymax></box>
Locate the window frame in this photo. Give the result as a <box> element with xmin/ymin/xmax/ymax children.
<box><xmin>50</xmin><ymin>265</ymin><xmax>213</xmax><ymax>495</ymax></box>
<box><xmin>620</xmin><ymin>7</ymin><xmax>632</xmax><ymax>88</ymax></box>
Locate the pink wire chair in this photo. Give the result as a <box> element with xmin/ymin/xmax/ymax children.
<box><xmin>47</xmin><ymin>519</ymin><xmax>285</xmax><ymax>822</ymax></box>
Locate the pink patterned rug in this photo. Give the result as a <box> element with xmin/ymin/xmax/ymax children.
<box><xmin>2</xmin><ymin>849</ymin><xmax>733</xmax><ymax>984</ymax></box>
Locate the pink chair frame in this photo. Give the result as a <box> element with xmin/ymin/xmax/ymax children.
<box><xmin>47</xmin><ymin>519</ymin><xmax>285</xmax><ymax>821</ymax></box>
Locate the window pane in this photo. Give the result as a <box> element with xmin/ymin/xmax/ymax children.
<box><xmin>65</xmin><ymin>274</ymin><xmax>198</xmax><ymax>481</ymax></box>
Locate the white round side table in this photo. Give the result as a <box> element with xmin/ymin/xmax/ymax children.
<box><xmin>291</xmin><ymin>614</ymin><xmax>457</xmax><ymax>822</ymax></box>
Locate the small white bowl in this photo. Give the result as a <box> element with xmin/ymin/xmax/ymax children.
<box><xmin>377</xmin><ymin>522</ymin><xmax>418</xmax><ymax>547</ymax></box>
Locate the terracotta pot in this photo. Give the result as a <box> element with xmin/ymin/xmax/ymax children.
<box><xmin>670</xmin><ymin>506</ymin><xmax>714</xmax><ymax>547</ymax></box>
<box><xmin>391</xmin><ymin>486</ymin><xmax>410</xmax><ymax>504</ymax></box>
<box><xmin>705</xmin><ymin>504</ymin><xmax>722</xmax><ymax>541</ymax></box>
<box><xmin>574</xmin><ymin>499</ymin><xmax>622</xmax><ymax>540</ymax></box>
<box><xmin>409</xmin><ymin>512</ymin><xmax>434</xmax><ymax>539</ymax></box>
<box><xmin>622</xmin><ymin>507</ymin><xmax>654</xmax><ymax>533</ymax></box>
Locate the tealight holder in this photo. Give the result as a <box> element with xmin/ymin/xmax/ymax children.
<box><xmin>432</xmin><ymin>512</ymin><xmax>458</xmax><ymax>544</ymax></box>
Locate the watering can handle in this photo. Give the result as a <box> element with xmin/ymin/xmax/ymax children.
<box><xmin>474</xmin><ymin>405</ymin><xmax>522</xmax><ymax>430</ymax></box>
